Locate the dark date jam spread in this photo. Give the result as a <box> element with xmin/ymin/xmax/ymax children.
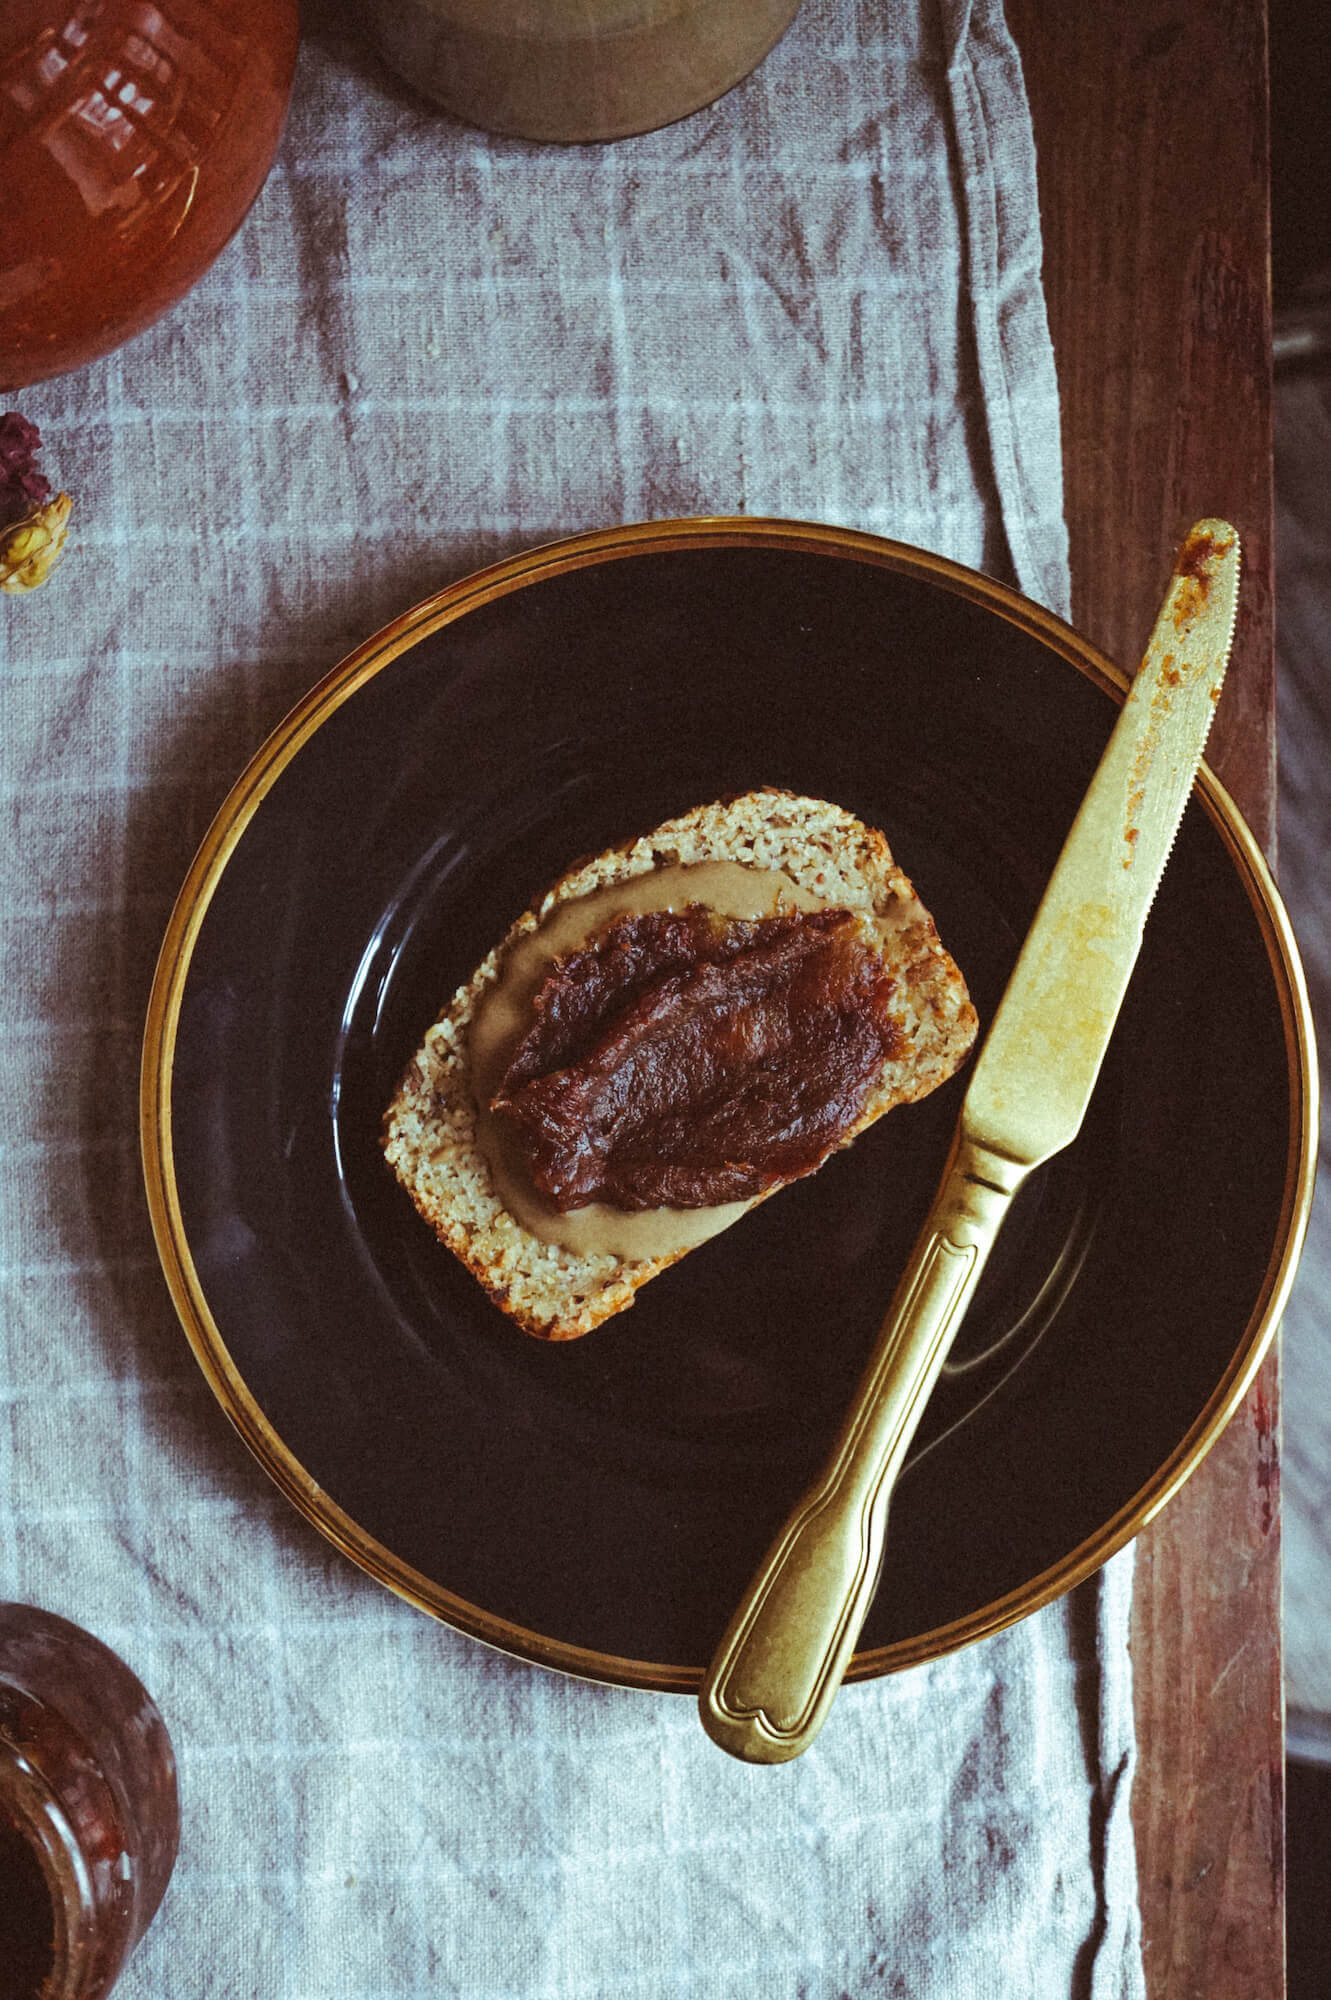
<box><xmin>490</xmin><ymin>904</ymin><xmax>902</xmax><ymax>1210</ymax></box>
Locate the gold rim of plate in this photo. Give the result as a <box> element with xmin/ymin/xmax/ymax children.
<box><xmin>139</xmin><ymin>515</ymin><xmax>1319</xmax><ymax>1693</ymax></box>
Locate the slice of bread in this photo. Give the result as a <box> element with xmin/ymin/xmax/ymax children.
<box><xmin>382</xmin><ymin>789</ymin><xmax>977</xmax><ymax>1339</ymax></box>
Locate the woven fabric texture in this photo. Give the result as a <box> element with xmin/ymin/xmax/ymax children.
<box><xmin>0</xmin><ymin>2</ymin><xmax>1143</xmax><ymax>1993</ymax></box>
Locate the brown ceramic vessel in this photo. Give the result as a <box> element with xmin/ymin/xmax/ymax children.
<box><xmin>368</xmin><ymin>0</ymin><xmax>803</xmax><ymax>143</ymax></box>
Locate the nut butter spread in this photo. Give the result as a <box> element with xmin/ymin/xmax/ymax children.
<box><xmin>469</xmin><ymin>862</ymin><xmax>913</xmax><ymax>1260</ymax></box>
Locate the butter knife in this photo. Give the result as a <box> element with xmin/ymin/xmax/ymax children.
<box><xmin>699</xmin><ymin>521</ymin><xmax>1241</xmax><ymax>1763</ymax></box>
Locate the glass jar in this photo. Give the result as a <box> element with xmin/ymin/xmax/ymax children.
<box><xmin>0</xmin><ymin>0</ymin><xmax>301</xmax><ymax>388</ymax></box>
<box><xmin>0</xmin><ymin>1604</ymin><xmax>180</xmax><ymax>2000</ymax></box>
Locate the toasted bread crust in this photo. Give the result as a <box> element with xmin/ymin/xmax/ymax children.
<box><xmin>382</xmin><ymin>789</ymin><xmax>977</xmax><ymax>1338</ymax></box>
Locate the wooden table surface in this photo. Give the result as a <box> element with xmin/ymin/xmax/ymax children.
<box><xmin>1007</xmin><ymin>2</ymin><xmax>1282</xmax><ymax>1993</ymax></box>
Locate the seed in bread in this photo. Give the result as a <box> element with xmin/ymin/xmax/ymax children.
<box><xmin>381</xmin><ymin>789</ymin><xmax>978</xmax><ymax>1339</ymax></box>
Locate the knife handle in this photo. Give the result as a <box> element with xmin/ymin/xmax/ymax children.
<box><xmin>698</xmin><ymin>1130</ymin><xmax>1026</xmax><ymax>1763</ymax></box>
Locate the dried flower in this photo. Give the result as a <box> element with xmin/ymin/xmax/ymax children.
<box><xmin>0</xmin><ymin>411</ymin><xmax>52</xmax><ymax>525</ymax></box>
<box><xmin>0</xmin><ymin>412</ymin><xmax>72</xmax><ymax>593</ymax></box>
<box><xmin>1</xmin><ymin>493</ymin><xmax>73</xmax><ymax>593</ymax></box>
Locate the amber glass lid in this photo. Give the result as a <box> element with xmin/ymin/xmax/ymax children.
<box><xmin>0</xmin><ymin>1</ymin><xmax>299</xmax><ymax>387</ymax></box>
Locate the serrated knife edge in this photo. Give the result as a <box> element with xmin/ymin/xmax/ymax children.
<box><xmin>961</xmin><ymin>520</ymin><xmax>1240</xmax><ymax>1170</ymax></box>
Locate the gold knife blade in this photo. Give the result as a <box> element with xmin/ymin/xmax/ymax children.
<box><xmin>699</xmin><ymin>520</ymin><xmax>1240</xmax><ymax>1763</ymax></box>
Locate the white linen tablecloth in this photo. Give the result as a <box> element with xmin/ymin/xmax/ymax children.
<box><xmin>0</xmin><ymin>2</ymin><xmax>1145</xmax><ymax>1992</ymax></box>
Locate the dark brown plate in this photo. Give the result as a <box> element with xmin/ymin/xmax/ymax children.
<box><xmin>141</xmin><ymin>519</ymin><xmax>1315</xmax><ymax>1687</ymax></box>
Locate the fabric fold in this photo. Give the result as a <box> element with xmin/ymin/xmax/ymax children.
<box><xmin>941</xmin><ymin>0</ymin><xmax>1072</xmax><ymax>616</ymax></box>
